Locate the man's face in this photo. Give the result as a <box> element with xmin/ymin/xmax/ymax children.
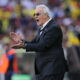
<box><xmin>34</xmin><ymin>8</ymin><xmax>48</xmax><ymax>27</ymax></box>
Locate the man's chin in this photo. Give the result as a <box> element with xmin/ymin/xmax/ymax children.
<box><xmin>37</xmin><ymin>23</ymin><xmax>42</xmax><ymax>27</ymax></box>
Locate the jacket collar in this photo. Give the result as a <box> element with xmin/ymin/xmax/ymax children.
<box><xmin>41</xmin><ymin>18</ymin><xmax>52</xmax><ymax>30</ymax></box>
<box><xmin>42</xmin><ymin>18</ymin><xmax>54</xmax><ymax>32</ymax></box>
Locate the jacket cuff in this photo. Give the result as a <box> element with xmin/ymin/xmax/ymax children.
<box><xmin>22</xmin><ymin>40</ymin><xmax>27</xmax><ymax>49</ymax></box>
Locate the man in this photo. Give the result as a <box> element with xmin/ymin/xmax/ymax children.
<box><xmin>0</xmin><ymin>43</ymin><xmax>18</xmax><ymax>80</ymax></box>
<box><xmin>10</xmin><ymin>4</ymin><xmax>68</xmax><ymax>80</ymax></box>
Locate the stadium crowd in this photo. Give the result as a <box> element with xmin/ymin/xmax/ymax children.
<box><xmin>0</xmin><ymin>0</ymin><xmax>79</xmax><ymax>46</ymax></box>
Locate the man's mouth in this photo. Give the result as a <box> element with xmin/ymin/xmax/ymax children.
<box><xmin>36</xmin><ymin>19</ymin><xmax>39</xmax><ymax>22</ymax></box>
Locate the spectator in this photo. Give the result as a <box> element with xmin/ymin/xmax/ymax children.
<box><xmin>0</xmin><ymin>42</ymin><xmax>18</xmax><ymax>80</ymax></box>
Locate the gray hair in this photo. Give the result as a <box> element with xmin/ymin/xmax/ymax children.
<box><xmin>36</xmin><ymin>4</ymin><xmax>51</xmax><ymax>18</ymax></box>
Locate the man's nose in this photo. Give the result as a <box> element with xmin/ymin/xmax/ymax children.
<box><xmin>34</xmin><ymin>14</ymin><xmax>40</xmax><ymax>18</ymax></box>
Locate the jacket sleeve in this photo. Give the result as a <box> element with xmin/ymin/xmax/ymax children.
<box><xmin>23</xmin><ymin>26</ymin><xmax>62</xmax><ymax>52</ymax></box>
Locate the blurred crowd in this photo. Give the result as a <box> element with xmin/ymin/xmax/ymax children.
<box><xmin>0</xmin><ymin>0</ymin><xmax>38</xmax><ymax>41</ymax></box>
<box><xmin>0</xmin><ymin>0</ymin><xmax>80</xmax><ymax>47</ymax></box>
<box><xmin>0</xmin><ymin>0</ymin><xmax>80</xmax><ymax>80</ymax></box>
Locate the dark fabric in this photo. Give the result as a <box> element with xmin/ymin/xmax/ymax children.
<box><xmin>36</xmin><ymin>74</ymin><xmax>64</xmax><ymax>80</ymax></box>
<box><xmin>23</xmin><ymin>19</ymin><xmax>68</xmax><ymax>79</ymax></box>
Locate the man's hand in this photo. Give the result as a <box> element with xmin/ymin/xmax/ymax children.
<box><xmin>10</xmin><ymin>41</ymin><xmax>24</xmax><ymax>49</ymax></box>
<box><xmin>10</xmin><ymin>32</ymin><xmax>22</xmax><ymax>43</ymax></box>
<box><xmin>10</xmin><ymin>32</ymin><xmax>24</xmax><ymax>49</ymax></box>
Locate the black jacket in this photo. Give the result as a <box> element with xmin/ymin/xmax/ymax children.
<box><xmin>23</xmin><ymin>19</ymin><xmax>68</xmax><ymax>76</ymax></box>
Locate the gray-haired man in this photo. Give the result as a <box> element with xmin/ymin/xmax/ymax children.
<box><xmin>10</xmin><ymin>4</ymin><xmax>68</xmax><ymax>80</ymax></box>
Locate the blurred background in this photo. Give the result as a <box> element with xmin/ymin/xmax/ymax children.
<box><xmin>0</xmin><ymin>0</ymin><xmax>80</xmax><ymax>80</ymax></box>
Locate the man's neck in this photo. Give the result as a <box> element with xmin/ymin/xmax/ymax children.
<box><xmin>41</xmin><ymin>18</ymin><xmax>52</xmax><ymax>30</ymax></box>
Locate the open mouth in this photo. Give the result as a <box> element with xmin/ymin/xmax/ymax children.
<box><xmin>36</xmin><ymin>19</ymin><xmax>39</xmax><ymax>22</ymax></box>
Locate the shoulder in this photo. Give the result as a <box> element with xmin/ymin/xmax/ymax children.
<box><xmin>47</xmin><ymin>19</ymin><xmax>60</xmax><ymax>28</ymax></box>
<box><xmin>46</xmin><ymin>21</ymin><xmax>63</xmax><ymax>37</ymax></box>
<box><xmin>49</xmin><ymin>20</ymin><xmax>61</xmax><ymax>32</ymax></box>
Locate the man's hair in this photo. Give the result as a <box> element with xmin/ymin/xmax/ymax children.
<box><xmin>36</xmin><ymin>4</ymin><xmax>51</xmax><ymax>18</ymax></box>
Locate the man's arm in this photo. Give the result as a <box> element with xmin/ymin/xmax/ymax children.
<box><xmin>10</xmin><ymin>32</ymin><xmax>38</xmax><ymax>49</ymax></box>
<box><xmin>23</xmin><ymin>26</ymin><xmax>62</xmax><ymax>52</ymax></box>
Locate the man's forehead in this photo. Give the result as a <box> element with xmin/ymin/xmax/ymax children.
<box><xmin>35</xmin><ymin>8</ymin><xmax>43</xmax><ymax>13</ymax></box>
